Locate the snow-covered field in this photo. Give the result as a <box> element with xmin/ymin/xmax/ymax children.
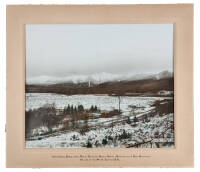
<box><xmin>25</xmin><ymin>93</ymin><xmax>174</xmax><ymax>148</ymax></box>
<box><xmin>26</xmin><ymin>93</ymin><xmax>169</xmax><ymax>112</ymax></box>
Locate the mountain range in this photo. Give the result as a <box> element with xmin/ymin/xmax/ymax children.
<box><xmin>26</xmin><ymin>70</ymin><xmax>173</xmax><ymax>85</ymax></box>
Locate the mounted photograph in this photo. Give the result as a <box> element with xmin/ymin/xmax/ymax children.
<box><xmin>25</xmin><ymin>24</ymin><xmax>174</xmax><ymax>148</ymax></box>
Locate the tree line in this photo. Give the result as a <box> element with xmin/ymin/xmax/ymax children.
<box><xmin>63</xmin><ymin>104</ymin><xmax>98</xmax><ymax>115</ymax></box>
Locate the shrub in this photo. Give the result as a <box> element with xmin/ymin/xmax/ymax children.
<box><xmin>119</xmin><ymin>130</ymin><xmax>131</xmax><ymax>140</ymax></box>
<box><xmin>154</xmin><ymin>131</ymin><xmax>159</xmax><ymax>138</ymax></box>
<box><xmin>102</xmin><ymin>138</ymin><xmax>108</xmax><ymax>145</ymax></box>
<box><xmin>127</xmin><ymin>117</ymin><xmax>131</xmax><ymax>124</ymax></box>
<box><xmin>86</xmin><ymin>141</ymin><xmax>92</xmax><ymax>148</ymax></box>
<box><xmin>155</xmin><ymin>142</ymin><xmax>160</xmax><ymax>148</ymax></box>
<box><xmin>133</xmin><ymin>116</ymin><xmax>138</xmax><ymax>123</ymax></box>
<box><xmin>108</xmin><ymin>136</ymin><xmax>113</xmax><ymax>141</ymax></box>
<box><xmin>101</xmin><ymin>109</ymin><xmax>120</xmax><ymax>118</ymax></box>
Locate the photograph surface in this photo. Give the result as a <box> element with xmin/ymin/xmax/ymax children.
<box><xmin>25</xmin><ymin>24</ymin><xmax>174</xmax><ymax>148</ymax></box>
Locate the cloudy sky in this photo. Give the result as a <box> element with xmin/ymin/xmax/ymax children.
<box><xmin>26</xmin><ymin>24</ymin><xmax>173</xmax><ymax>80</ymax></box>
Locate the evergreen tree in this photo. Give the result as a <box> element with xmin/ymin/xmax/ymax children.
<box><xmin>94</xmin><ymin>105</ymin><xmax>98</xmax><ymax>111</ymax></box>
<box><xmin>67</xmin><ymin>104</ymin><xmax>70</xmax><ymax>113</ymax></box>
<box><xmin>70</xmin><ymin>105</ymin><xmax>74</xmax><ymax>114</ymax></box>
<box><xmin>78</xmin><ymin>104</ymin><xmax>84</xmax><ymax>113</ymax></box>
<box><xmin>81</xmin><ymin>105</ymin><xmax>84</xmax><ymax>111</ymax></box>
<box><xmin>63</xmin><ymin>106</ymin><xmax>68</xmax><ymax>115</ymax></box>
<box><xmin>90</xmin><ymin>105</ymin><xmax>94</xmax><ymax>111</ymax></box>
<box><xmin>74</xmin><ymin>106</ymin><xmax>77</xmax><ymax>114</ymax></box>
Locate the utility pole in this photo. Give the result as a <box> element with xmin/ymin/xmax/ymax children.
<box><xmin>118</xmin><ymin>96</ymin><xmax>121</xmax><ymax>112</ymax></box>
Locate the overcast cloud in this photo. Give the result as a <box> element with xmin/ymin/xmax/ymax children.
<box><xmin>26</xmin><ymin>24</ymin><xmax>173</xmax><ymax>79</ymax></box>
